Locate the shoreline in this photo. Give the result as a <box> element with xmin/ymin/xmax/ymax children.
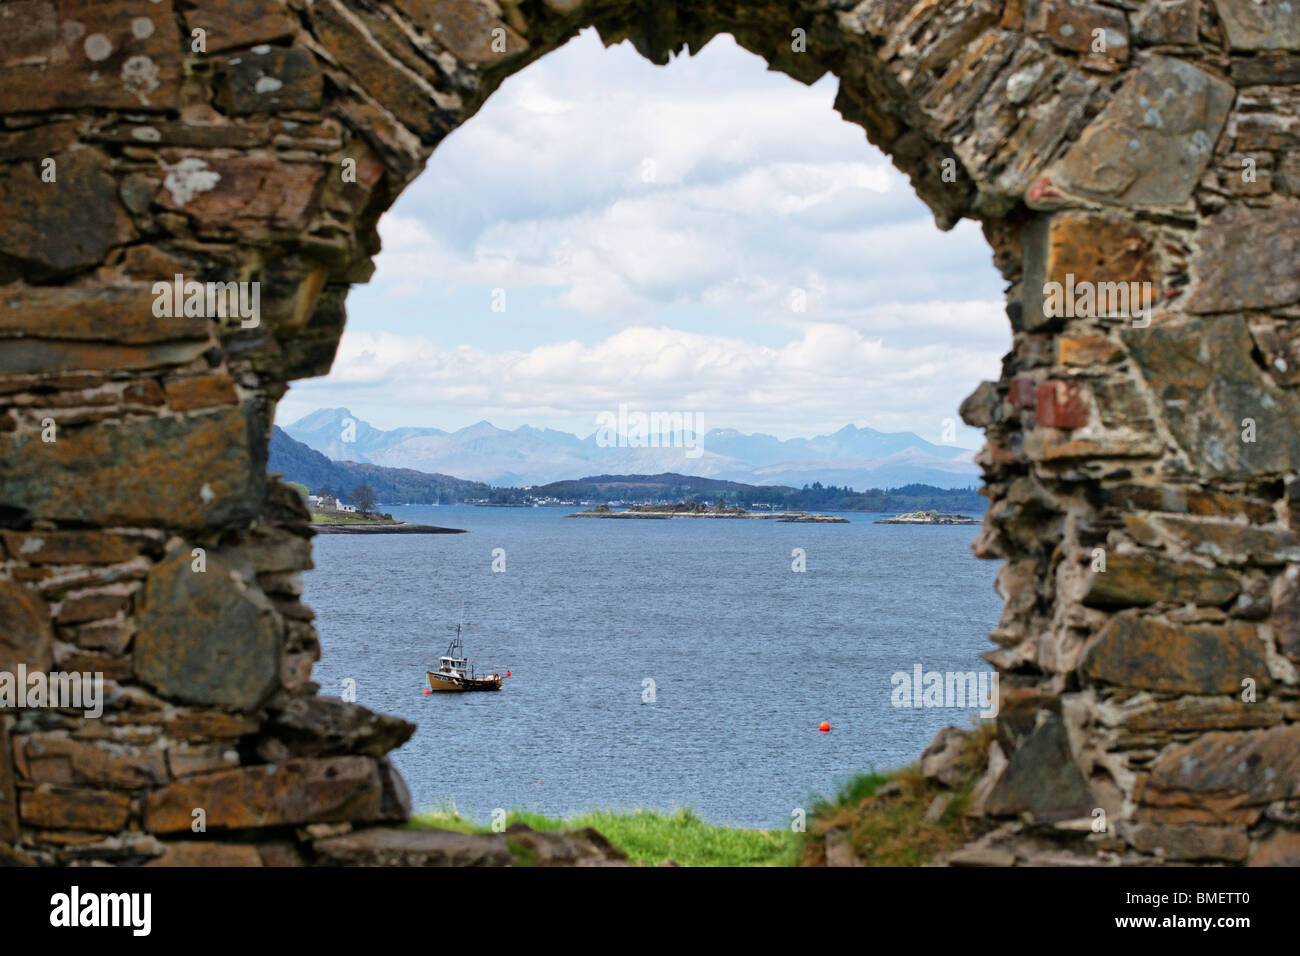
<box><xmin>568</xmin><ymin>509</ymin><xmax>848</xmax><ymax>523</ymax></box>
<box><xmin>313</xmin><ymin>521</ymin><xmax>467</xmax><ymax>534</ymax></box>
<box><xmin>874</xmin><ymin>510</ymin><xmax>980</xmax><ymax>525</ymax></box>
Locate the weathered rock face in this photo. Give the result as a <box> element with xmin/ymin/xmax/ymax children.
<box><xmin>1138</xmin><ymin>724</ymin><xmax>1300</xmax><ymax>825</ymax></box>
<box><xmin>0</xmin><ymin>409</ymin><xmax>264</xmax><ymax>528</ymax></box>
<box><xmin>134</xmin><ymin>548</ymin><xmax>283</xmax><ymax>711</ymax></box>
<box><xmin>144</xmin><ymin>756</ymin><xmax>395</xmax><ymax>833</ymax></box>
<box><xmin>1081</xmin><ymin>613</ymin><xmax>1269</xmax><ymax>694</ymax></box>
<box><xmin>0</xmin><ymin>0</ymin><xmax>1298</xmax><ymax>867</ymax></box>
<box><xmin>0</xmin><ymin>578</ymin><xmax>54</xmax><ymax>675</ymax></box>
<box><xmin>1043</xmin><ymin>57</ymin><xmax>1234</xmax><ymax>208</ymax></box>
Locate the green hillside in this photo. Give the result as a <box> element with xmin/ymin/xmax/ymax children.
<box><xmin>269</xmin><ymin>428</ymin><xmax>986</xmax><ymax>513</ymax></box>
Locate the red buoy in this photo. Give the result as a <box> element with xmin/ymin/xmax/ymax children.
<box><xmin>506</xmin><ymin>671</ymin><xmax>511</xmax><ymax>677</ymax></box>
<box><xmin>422</xmin><ymin>688</ymin><xmax>431</xmax><ymax>695</ymax></box>
<box><xmin>819</xmin><ymin>721</ymin><xmax>830</xmax><ymax>733</ymax></box>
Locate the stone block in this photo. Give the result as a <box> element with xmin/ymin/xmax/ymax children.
<box><xmin>16</xmin><ymin>733</ymin><xmax>168</xmax><ymax>789</ymax></box>
<box><xmin>134</xmin><ymin>548</ymin><xmax>281</xmax><ymax>711</ymax></box>
<box><xmin>1188</xmin><ymin>200</ymin><xmax>1300</xmax><ymax>312</ymax></box>
<box><xmin>0</xmin><ymin>408</ymin><xmax>263</xmax><ymax>529</ymax></box>
<box><xmin>1126</xmin><ymin>316</ymin><xmax>1300</xmax><ymax>478</ymax></box>
<box><xmin>0</xmin><ymin>284</ymin><xmax>212</xmax><ymax>377</ymax></box>
<box><xmin>1212</xmin><ymin>0</ymin><xmax>1300</xmax><ymax>50</ymax></box>
<box><xmin>1036</xmin><ymin>380</ymin><xmax>1089</xmax><ymax>429</ymax></box>
<box><xmin>164</xmin><ymin>373</ymin><xmax>239</xmax><ymax>412</ymax></box>
<box><xmin>984</xmin><ymin>715</ymin><xmax>1093</xmax><ymax>820</ymax></box>
<box><xmin>1135</xmin><ymin>0</ymin><xmax>1200</xmax><ymax>45</ymax></box>
<box><xmin>0</xmin><ymin>718</ymin><xmax>16</xmax><ymax>843</ymax></box>
<box><xmin>185</xmin><ymin>0</ymin><xmax>298</xmax><ymax>53</ymax></box>
<box><xmin>1083</xmin><ymin>552</ymin><xmax>1240</xmax><ymax>607</ymax></box>
<box><xmin>215</xmin><ymin>47</ymin><xmax>323</xmax><ymax>115</ymax></box>
<box><xmin>0</xmin><ymin>579</ymin><xmax>54</xmax><ymax>675</ymax></box>
<box><xmin>261</xmin><ymin>695</ymin><xmax>415</xmax><ymax>759</ymax></box>
<box><xmin>154</xmin><ymin>155</ymin><xmax>325</xmax><ymax>237</ymax></box>
<box><xmin>1039</xmin><ymin>57</ymin><xmax>1234</xmax><ymax>208</ymax></box>
<box><xmin>0</xmin><ymin>0</ymin><xmax>183</xmax><ymax>113</ymax></box>
<box><xmin>144</xmin><ymin>841</ymin><xmax>265</xmax><ymax>866</ymax></box>
<box><xmin>1028</xmin><ymin>0</ymin><xmax>1128</xmax><ymax>60</ymax></box>
<box><xmin>1081</xmin><ymin>611</ymin><xmax>1268</xmax><ymax>694</ymax></box>
<box><xmin>1140</xmin><ymin>724</ymin><xmax>1300</xmax><ymax>824</ymax></box>
<box><xmin>20</xmin><ymin>786</ymin><xmax>132</xmax><ymax>832</ymax></box>
<box><xmin>1124</xmin><ymin>822</ymin><xmax>1249</xmax><ymax>861</ymax></box>
<box><xmin>0</xmin><ymin>531</ymin><xmax>143</xmax><ymax>566</ymax></box>
<box><xmin>1250</xmin><ymin>829</ymin><xmax>1300</xmax><ymax>865</ymax></box>
<box><xmin>0</xmin><ymin>150</ymin><xmax>136</xmax><ymax>275</ymax></box>
<box><xmin>145</xmin><ymin>757</ymin><xmax>387</xmax><ymax>833</ymax></box>
<box><xmin>1058</xmin><ymin>335</ymin><xmax>1123</xmax><ymax>366</ymax></box>
<box><xmin>1022</xmin><ymin>213</ymin><xmax>1155</xmax><ymax>330</ymax></box>
<box><xmin>313</xmin><ymin>826</ymin><xmax>513</xmax><ymax>866</ymax></box>
<box><xmin>389</xmin><ymin>0</ymin><xmax>528</xmax><ymax>65</ymax></box>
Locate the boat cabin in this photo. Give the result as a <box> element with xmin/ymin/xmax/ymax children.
<box><xmin>438</xmin><ymin>655</ymin><xmax>469</xmax><ymax>678</ymax></box>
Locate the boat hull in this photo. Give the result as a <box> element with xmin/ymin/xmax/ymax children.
<box><xmin>427</xmin><ymin>672</ymin><xmax>503</xmax><ymax>692</ymax></box>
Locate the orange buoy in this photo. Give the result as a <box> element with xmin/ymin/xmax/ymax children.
<box><xmin>819</xmin><ymin>721</ymin><xmax>830</xmax><ymax>733</ymax></box>
<box><xmin>422</xmin><ymin>688</ymin><xmax>431</xmax><ymax>695</ymax></box>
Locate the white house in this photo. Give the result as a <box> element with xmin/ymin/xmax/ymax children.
<box><xmin>338</xmin><ymin>502</ymin><xmax>357</xmax><ymax>513</ymax></box>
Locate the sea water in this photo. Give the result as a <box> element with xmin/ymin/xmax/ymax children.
<box><xmin>306</xmin><ymin>504</ymin><xmax>1001</xmax><ymax>829</ymax></box>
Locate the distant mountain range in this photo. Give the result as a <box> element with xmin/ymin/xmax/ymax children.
<box><xmin>281</xmin><ymin>407</ymin><xmax>981</xmax><ymax>491</ymax></box>
<box><xmin>267</xmin><ymin>427</ymin><xmax>986</xmax><ymax>513</ymax></box>
<box><xmin>268</xmin><ymin>426</ymin><xmax>495</xmax><ymax>505</ymax></box>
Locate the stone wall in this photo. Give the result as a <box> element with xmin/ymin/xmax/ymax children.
<box><xmin>0</xmin><ymin>0</ymin><xmax>1297</xmax><ymax>865</ymax></box>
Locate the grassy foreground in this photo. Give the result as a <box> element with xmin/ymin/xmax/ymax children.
<box><xmin>800</xmin><ymin>722</ymin><xmax>994</xmax><ymax>866</ymax></box>
<box><xmin>406</xmin><ymin>724</ymin><xmax>992</xmax><ymax>866</ymax></box>
<box><xmin>408</xmin><ymin>807</ymin><xmax>799</xmax><ymax>867</ymax></box>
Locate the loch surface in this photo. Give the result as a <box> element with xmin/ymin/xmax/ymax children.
<box><xmin>306</xmin><ymin>504</ymin><xmax>1001</xmax><ymax>829</ymax></box>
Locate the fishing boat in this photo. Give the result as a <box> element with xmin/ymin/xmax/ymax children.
<box><xmin>427</xmin><ymin>623</ymin><xmax>503</xmax><ymax>692</ymax></box>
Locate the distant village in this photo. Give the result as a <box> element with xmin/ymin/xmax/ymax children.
<box><xmin>285</xmin><ymin>475</ymin><xmax>984</xmax><ymax>516</ymax></box>
<box><xmin>306</xmin><ymin>492</ymin><xmax>358</xmax><ymax>514</ymax></box>
<box><xmin>301</xmin><ymin>486</ymin><xmax>796</xmax><ymax>511</ymax></box>
<box><xmin>295</xmin><ymin>484</ymin><xmax>387</xmax><ymax>521</ymax></box>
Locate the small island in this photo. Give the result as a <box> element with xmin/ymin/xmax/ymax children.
<box><xmin>568</xmin><ymin>503</ymin><xmax>848</xmax><ymax>523</ymax></box>
<box><xmin>312</xmin><ymin>522</ymin><xmax>466</xmax><ymax>534</ymax></box>
<box><xmin>874</xmin><ymin>510</ymin><xmax>980</xmax><ymax>525</ymax></box>
<box><xmin>297</xmin><ymin>483</ymin><xmax>466</xmax><ymax>533</ymax></box>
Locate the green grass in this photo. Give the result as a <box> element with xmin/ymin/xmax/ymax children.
<box><xmin>812</xmin><ymin>770</ymin><xmax>892</xmax><ymax>814</ymax></box>
<box><xmin>798</xmin><ymin>723</ymin><xmax>994</xmax><ymax>866</ymax></box>
<box><xmin>310</xmin><ymin>512</ymin><xmax>397</xmax><ymax>525</ymax></box>
<box><xmin>403</xmin><ymin>723</ymin><xmax>993</xmax><ymax>867</ymax></box>
<box><xmin>407</xmin><ymin>806</ymin><xmax>798</xmax><ymax>867</ymax></box>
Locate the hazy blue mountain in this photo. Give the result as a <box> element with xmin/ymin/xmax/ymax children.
<box><xmin>701</xmin><ymin>424</ymin><xmax>968</xmax><ymax>465</ymax></box>
<box><xmin>746</xmin><ymin>459</ymin><xmax>978</xmax><ymax>490</ymax></box>
<box><xmin>268</xmin><ymin>426</ymin><xmax>495</xmax><ymax>504</ymax></box>
<box><xmin>268</xmin><ymin>428</ymin><xmax>985</xmax><ymax>512</ymax></box>
<box><xmin>282</xmin><ymin>407</ymin><xmax>447</xmax><ymax>462</ymax></box>
<box><xmin>359</xmin><ymin>419</ymin><xmax>602</xmax><ymax>487</ymax></box>
<box><xmin>282</xmin><ymin>407</ymin><xmax>980</xmax><ymax>490</ymax></box>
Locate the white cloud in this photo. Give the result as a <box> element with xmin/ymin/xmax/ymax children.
<box><xmin>283</xmin><ymin>29</ymin><xmax>1008</xmax><ymax>447</ymax></box>
<box><xmin>280</xmin><ymin>321</ymin><xmax>1003</xmax><ymax>442</ymax></box>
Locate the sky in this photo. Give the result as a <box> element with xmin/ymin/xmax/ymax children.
<box><xmin>275</xmin><ymin>28</ymin><xmax>1009</xmax><ymax>447</ymax></box>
